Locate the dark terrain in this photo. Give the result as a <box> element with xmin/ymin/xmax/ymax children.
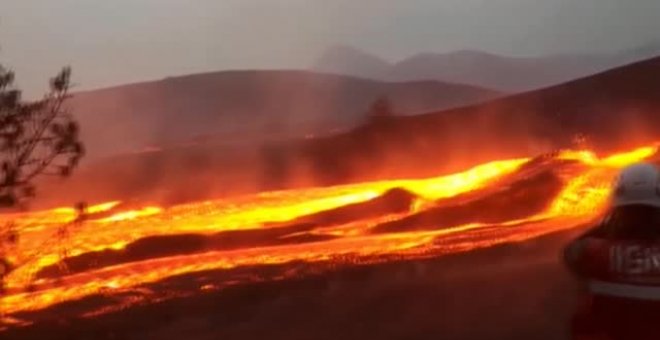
<box><xmin>71</xmin><ymin>70</ymin><xmax>498</xmax><ymax>160</ymax></box>
<box><xmin>298</xmin><ymin>56</ymin><xmax>660</xmax><ymax>184</ymax></box>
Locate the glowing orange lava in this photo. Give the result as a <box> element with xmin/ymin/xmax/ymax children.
<box><xmin>0</xmin><ymin>143</ymin><xmax>657</xmax><ymax>319</ymax></box>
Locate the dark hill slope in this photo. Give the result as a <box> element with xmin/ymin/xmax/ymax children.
<box><xmin>70</xmin><ymin>70</ymin><xmax>498</xmax><ymax>159</ymax></box>
<box><xmin>298</xmin><ymin>57</ymin><xmax>660</xmax><ymax>183</ymax></box>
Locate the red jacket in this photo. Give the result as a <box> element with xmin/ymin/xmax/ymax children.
<box><xmin>565</xmin><ymin>223</ymin><xmax>660</xmax><ymax>339</ymax></box>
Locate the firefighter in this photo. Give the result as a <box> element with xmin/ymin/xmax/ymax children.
<box><xmin>565</xmin><ymin>162</ymin><xmax>660</xmax><ymax>340</ymax></box>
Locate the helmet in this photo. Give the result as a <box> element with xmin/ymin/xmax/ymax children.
<box><xmin>611</xmin><ymin>163</ymin><xmax>660</xmax><ymax>208</ymax></box>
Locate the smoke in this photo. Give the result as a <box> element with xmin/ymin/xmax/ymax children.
<box><xmin>25</xmin><ymin>68</ymin><xmax>490</xmax><ymax>208</ymax></box>
<box><xmin>26</xmin><ymin>52</ymin><xmax>660</xmax><ymax>210</ymax></box>
<box><xmin>33</xmin><ymin>97</ymin><xmax>660</xmax><ymax>210</ymax></box>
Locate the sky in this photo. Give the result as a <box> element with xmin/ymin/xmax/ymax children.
<box><xmin>1</xmin><ymin>0</ymin><xmax>660</xmax><ymax>97</ymax></box>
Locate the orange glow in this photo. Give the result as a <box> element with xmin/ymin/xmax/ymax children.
<box><xmin>556</xmin><ymin>145</ymin><xmax>657</xmax><ymax>168</ymax></box>
<box><xmin>96</xmin><ymin>206</ymin><xmax>162</xmax><ymax>223</ymax></box>
<box><xmin>0</xmin><ymin>143</ymin><xmax>657</xmax><ymax>319</ymax></box>
<box><xmin>51</xmin><ymin>200</ymin><xmax>121</xmax><ymax>216</ymax></box>
<box><xmin>87</xmin><ymin>201</ymin><xmax>122</xmax><ymax>214</ymax></box>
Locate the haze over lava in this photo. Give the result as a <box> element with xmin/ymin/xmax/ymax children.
<box><xmin>1</xmin><ymin>142</ymin><xmax>657</xmax><ymax>327</ymax></box>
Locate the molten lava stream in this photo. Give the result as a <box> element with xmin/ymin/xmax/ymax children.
<box><xmin>3</xmin><ymin>158</ymin><xmax>527</xmax><ymax>290</ymax></box>
<box><xmin>0</xmin><ymin>144</ymin><xmax>657</xmax><ymax>318</ymax></box>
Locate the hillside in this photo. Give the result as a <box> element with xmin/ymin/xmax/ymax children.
<box><xmin>313</xmin><ymin>44</ymin><xmax>660</xmax><ymax>92</ymax></box>
<box><xmin>33</xmin><ymin>57</ymin><xmax>660</xmax><ymax>207</ymax></box>
<box><xmin>298</xmin><ymin>56</ymin><xmax>660</xmax><ymax>184</ymax></box>
<box><xmin>70</xmin><ymin>70</ymin><xmax>499</xmax><ymax>159</ymax></box>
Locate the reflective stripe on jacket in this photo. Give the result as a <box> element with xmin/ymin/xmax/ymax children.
<box><xmin>589</xmin><ymin>280</ymin><xmax>660</xmax><ymax>300</ymax></box>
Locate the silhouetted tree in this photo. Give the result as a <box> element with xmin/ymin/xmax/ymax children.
<box><xmin>260</xmin><ymin>143</ymin><xmax>289</xmax><ymax>190</ymax></box>
<box><xmin>367</xmin><ymin>96</ymin><xmax>395</xmax><ymax>123</ymax></box>
<box><xmin>0</xmin><ymin>63</ymin><xmax>85</xmax><ymax>293</ymax></box>
<box><xmin>0</xmin><ymin>66</ymin><xmax>84</xmax><ymax>207</ymax></box>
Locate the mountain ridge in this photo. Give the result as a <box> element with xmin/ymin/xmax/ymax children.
<box><xmin>300</xmin><ymin>55</ymin><xmax>660</xmax><ymax>183</ymax></box>
<box><xmin>69</xmin><ymin>69</ymin><xmax>500</xmax><ymax>159</ymax></box>
<box><xmin>313</xmin><ymin>44</ymin><xmax>660</xmax><ymax>92</ymax></box>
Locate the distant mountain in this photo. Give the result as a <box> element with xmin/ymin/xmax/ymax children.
<box><xmin>617</xmin><ymin>41</ymin><xmax>660</xmax><ymax>62</ymax></box>
<box><xmin>314</xmin><ymin>45</ymin><xmax>392</xmax><ymax>80</ymax></box>
<box><xmin>312</xmin><ymin>44</ymin><xmax>660</xmax><ymax>92</ymax></box>
<box><xmin>298</xmin><ymin>56</ymin><xmax>660</xmax><ymax>183</ymax></box>
<box><xmin>389</xmin><ymin>50</ymin><xmax>613</xmax><ymax>92</ymax></box>
<box><xmin>70</xmin><ymin>70</ymin><xmax>499</xmax><ymax>159</ymax></box>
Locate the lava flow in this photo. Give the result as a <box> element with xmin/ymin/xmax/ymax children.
<box><xmin>0</xmin><ymin>143</ymin><xmax>658</xmax><ymax>322</ymax></box>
